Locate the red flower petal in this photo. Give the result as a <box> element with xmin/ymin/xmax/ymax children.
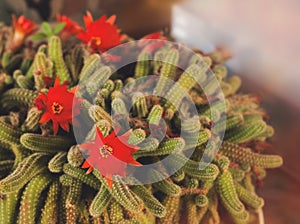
<box><xmin>106</xmin><ymin>15</ymin><xmax>116</xmax><ymax>25</ymax></box>
<box><xmin>60</xmin><ymin>122</ymin><xmax>70</xmax><ymax>132</ymax></box>
<box><xmin>77</xmin><ymin>12</ymin><xmax>124</xmax><ymax>52</ymax></box>
<box><xmin>106</xmin><ymin>175</ymin><xmax>113</xmax><ymax>188</ymax></box>
<box><xmin>53</xmin><ymin>77</ymin><xmax>61</xmax><ymax>87</ymax></box>
<box><xmin>39</xmin><ymin>112</ymin><xmax>51</xmax><ymax>123</ymax></box>
<box><xmin>9</xmin><ymin>14</ymin><xmax>36</xmax><ymax>51</ymax></box>
<box><xmin>102</xmin><ymin>53</ymin><xmax>122</xmax><ymax>62</ymax></box>
<box><xmin>52</xmin><ymin>121</ymin><xmax>59</xmax><ymax>135</ymax></box>
<box><xmin>142</xmin><ymin>32</ymin><xmax>163</xmax><ymax>40</ymax></box>
<box><xmin>120</xmin><ymin>34</ymin><xmax>127</xmax><ymax>41</ymax></box>
<box><xmin>34</xmin><ymin>93</ymin><xmax>47</xmax><ymax>110</ymax></box>
<box><xmin>128</xmin><ymin>160</ymin><xmax>142</xmax><ymax>166</ymax></box>
<box><xmin>83</xmin><ymin>11</ymin><xmax>94</xmax><ymax>28</ymax></box>
<box><xmin>138</xmin><ymin>32</ymin><xmax>167</xmax><ymax>53</ymax></box>
<box><xmin>34</xmin><ymin>77</ymin><xmax>82</xmax><ymax>135</ymax></box>
<box><xmin>82</xmin><ymin>160</ymin><xmax>90</xmax><ymax>168</ymax></box>
<box><xmin>80</xmin><ymin>126</ymin><xmax>142</xmax><ymax>187</ymax></box>
<box><xmin>57</xmin><ymin>14</ymin><xmax>83</xmax><ymax>40</ymax></box>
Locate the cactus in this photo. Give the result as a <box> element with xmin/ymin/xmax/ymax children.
<box><xmin>48</xmin><ymin>36</ymin><xmax>71</xmax><ymax>83</ymax></box>
<box><xmin>33</xmin><ymin>52</ymin><xmax>51</xmax><ymax>89</ymax></box>
<box><xmin>133</xmin><ymin>137</ymin><xmax>184</xmax><ymax>158</ymax></box>
<box><xmin>21</xmin><ymin>107</ymin><xmax>42</xmax><ymax>132</ymax></box>
<box><xmin>20</xmin><ymin>133</ymin><xmax>75</xmax><ymax>153</ymax></box>
<box><xmin>0</xmin><ymin>190</ymin><xmax>21</xmax><ymax>223</ymax></box>
<box><xmin>0</xmin><ymin>18</ymin><xmax>283</xmax><ymax>224</ymax></box>
<box><xmin>18</xmin><ymin>173</ymin><xmax>53</xmax><ymax>224</ymax></box>
<box><xmin>132</xmin><ymin>184</ymin><xmax>166</xmax><ymax>218</ymax></box>
<box><xmin>216</xmin><ymin>170</ymin><xmax>248</xmax><ymax>221</ymax></box>
<box><xmin>164</xmin><ymin>64</ymin><xmax>207</xmax><ymax>113</ymax></box>
<box><xmin>89</xmin><ymin>184</ymin><xmax>111</xmax><ymax>217</ymax></box>
<box><xmin>0</xmin><ymin>153</ymin><xmax>48</xmax><ymax>193</ymax></box>
<box><xmin>65</xmin><ymin>45</ymin><xmax>85</xmax><ymax>83</ymax></box>
<box><xmin>79</xmin><ymin>54</ymin><xmax>102</xmax><ymax>82</ymax></box>
<box><xmin>48</xmin><ymin>152</ymin><xmax>67</xmax><ymax>173</ymax></box>
<box><xmin>63</xmin><ymin>164</ymin><xmax>101</xmax><ymax>190</ymax></box>
<box><xmin>158</xmin><ymin>196</ymin><xmax>180</xmax><ymax>223</ymax></box>
<box><xmin>67</xmin><ymin>145</ymin><xmax>84</xmax><ymax>167</ymax></box>
<box><xmin>154</xmin><ymin>49</ymin><xmax>179</xmax><ymax>95</ymax></box>
<box><xmin>149</xmin><ymin>170</ymin><xmax>181</xmax><ymax>196</ymax></box>
<box><xmin>0</xmin><ymin>88</ymin><xmax>38</xmax><ymax>110</ymax></box>
<box><xmin>135</xmin><ymin>51</ymin><xmax>151</xmax><ymax>78</ymax></box>
<box><xmin>40</xmin><ymin>181</ymin><xmax>60</xmax><ymax>224</ymax></box>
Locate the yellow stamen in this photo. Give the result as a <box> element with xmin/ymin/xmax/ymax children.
<box><xmin>99</xmin><ymin>144</ymin><xmax>113</xmax><ymax>158</ymax></box>
<box><xmin>51</xmin><ymin>102</ymin><xmax>63</xmax><ymax>114</ymax></box>
<box><xmin>92</xmin><ymin>37</ymin><xmax>102</xmax><ymax>46</ymax></box>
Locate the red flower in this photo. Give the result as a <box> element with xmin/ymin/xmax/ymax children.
<box><xmin>8</xmin><ymin>15</ymin><xmax>36</xmax><ymax>51</ymax></box>
<box><xmin>102</xmin><ymin>53</ymin><xmax>122</xmax><ymax>62</ymax></box>
<box><xmin>56</xmin><ymin>14</ymin><xmax>83</xmax><ymax>40</ymax></box>
<box><xmin>77</xmin><ymin>11</ymin><xmax>126</xmax><ymax>53</ymax></box>
<box><xmin>139</xmin><ymin>32</ymin><xmax>167</xmax><ymax>53</ymax></box>
<box><xmin>34</xmin><ymin>77</ymin><xmax>81</xmax><ymax>135</ymax></box>
<box><xmin>142</xmin><ymin>32</ymin><xmax>166</xmax><ymax>40</ymax></box>
<box><xmin>80</xmin><ymin>126</ymin><xmax>142</xmax><ymax>187</ymax></box>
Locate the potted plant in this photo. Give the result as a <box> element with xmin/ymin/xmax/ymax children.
<box><xmin>0</xmin><ymin>12</ymin><xmax>282</xmax><ymax>224</ymax></box>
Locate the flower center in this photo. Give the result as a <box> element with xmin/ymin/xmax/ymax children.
<box><xmin>92</xmin><ymin>37</ymin><xmax>102</xmax><ymax>46</ymax></box>
<box><xmin>51</xmin><ymin>102</ymin><xmax>63</xmax><ymax>114</ymax></box>
<box><xmin>99</xmin><ymin>144</ymin><xmax>113</xmax><ymax>158</ymax></box>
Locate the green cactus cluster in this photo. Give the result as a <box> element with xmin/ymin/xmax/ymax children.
<box><xmin>0</xmin><ymin>21</ymin><xmax>282</xmax><ymax>224</ymax></box>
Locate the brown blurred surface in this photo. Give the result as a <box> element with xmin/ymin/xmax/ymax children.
<box><xmin>242</xmin><ymin>78</ymin><xmax>300</xmax><ymax>224</ymax></box>
<box><xmin>61</xmin><ymin>0</ymin><xmax>173</xmax><ymax>37</ymax></box>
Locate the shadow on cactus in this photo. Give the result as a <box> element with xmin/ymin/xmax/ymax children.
<box><xmin>0</xmin><ymin>13</ymin><xmax>282</xmax><ymax>224</ymax></box>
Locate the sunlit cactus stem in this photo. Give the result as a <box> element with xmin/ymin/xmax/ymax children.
<box><xmin>131</xmin><ymin>184</ymin><xmax>166</xmax><ymax>218</ymax></box>
<box><xmin>67</xmin><ymin>145</ymin><xmax>84</xmax><ymax>167</ymax></box>
<box><xmin>86</xmin><ymin>66</ymin><xmax>112</xmax><ymax>97</ymax></box>
<box><xmin>20</xmin><ymin>133</ymin><xmax>75</xmax><ymax>153</ymax></box>
<box><xmin>40</xmin><ymin>181</ymin><xmax>60</xmax><ymax>224</ymax></box>
<box><xmin>134</xmin><ymin>51</ymin><xmax>151</xmax><ymax>78</ymax></box>
<box><xmin>65</xmin><ymin>178</ymin><xmax>82</xmax><ymax>224</ymax></box>
<box><xmin>127</xmin><ymin>128</ymin><xmax>146</xmax><ymax>145</ymax></box>
<box><xmin>89</xmin><ymin>184</ymin><xmax>111</xmax><ymax>218</ymax></box>
<box><xmin>0</xmin><ymin>153</ymin><xmax>48</xmax><ymax>194</ymax></box>
<box><xmin>158</xmin><ymin>196</ymin><xmax>180</xmax><ymax>224</ymax></box>
<box><xmin>234</xmin><ymin>182</ymin><xmax>264</xmax><ymax>210</ymax></box>
<box><xmin>148</xmin><ymin>105</ymin><xmax>163</xmax><ymax>126</ymax></box>
<box><xmin>0</xmin><ymin>190</ymin><xmax>20</xmax><ymax>224</ymax></box>
<box><xmin>108</xmin><ymin>199</ymin><xmax>124</xmax><ymax>223</ymax></box>
<box><xmin>32</xmin><ymin>52</ymin><xmax>53</xmax><ymax>90</ymax></box>
<box><xmin>149</xmin><ymin>169</ymin><xmax>181</xmax><ymax>196</ymax></box>
<box><xmin>132</xmin><ymin>92</ymin><xmax>148</xmax><ymax>118</ymax></box>
<box><xmin>220</xmin><ymin>141</ymin><xmax>283</xmax><ymax>168</ymax></box>
<box><xmin>79</xmin><ymin>54</ymin><xmax>102</xmax><ymax>82</ymax></box>
<box><xmin>0</xmin><ymin>88</ymin><xmax>38</xmax><ymax>110</ymax></box>
<box><xmin>154</xmin><ymin>48</ymin><xmax>179</xmax><ymax>96</ymax></box>
<box><xmin>217</xmin><ymin>170</ymin><xmax>249</xmax><ymax>223</ymax></box>
<box><xmin>48</xmin><ymin>36</ymin><xmax>71</xmax><ymax>83</ymax></box>
<box><xmin>13</xmin><ymin>69</ymin><xmax>34</xmax><ymax>89</ymax></box>
<box><xmin>164</xmin><ymin>64</ymin><xmax>207</xmax><ymax>117</ymax></box>
<box><xmin>21</xmin><ymin>107</ymin><xmax>42</xmax><ymax>132</ymax></box>
<box><xmin>48</xmin><ymin>152</ymin><xmax>67</xmax><ymax>173</ymax></box>
<box><xmin>19</xmin><ymin>173</ymin><xmax>54</xmax><ymax>224</ymax></box>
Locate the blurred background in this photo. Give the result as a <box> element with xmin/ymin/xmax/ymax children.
<box><xmin>0</xmin><ymin>0</ymin><xmax>299</xmax><ymax>223</ymax></box>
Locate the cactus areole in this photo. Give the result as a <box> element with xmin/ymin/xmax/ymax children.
<box><xmin>0</xmin><ymin>12</ymin><xmax>282</xmax><ymax>224</ymax></box>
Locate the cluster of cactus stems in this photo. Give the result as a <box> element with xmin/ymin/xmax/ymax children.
<box><xmin>0</xmin><ymin>22</ymin><xmax>283</xmax><ymax>224</ymax></box>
